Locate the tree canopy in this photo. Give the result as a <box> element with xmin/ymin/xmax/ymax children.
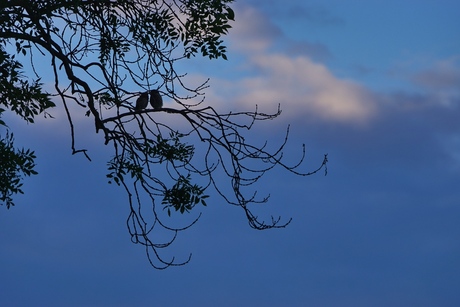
<box><xmin>0</xmin><ymin>0</ymin><xmax>327</xmax><ymax>269</ymax></box>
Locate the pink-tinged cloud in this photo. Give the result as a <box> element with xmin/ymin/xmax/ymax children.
<box><xmin>220</xmin><ymin>5</ymin><xmax>376</xmax><ymax>124</ymax></box>
<box><xmin>235</xmin><ymin>54</ymin><xmax>376</xmax><ymax>123</ymax></box>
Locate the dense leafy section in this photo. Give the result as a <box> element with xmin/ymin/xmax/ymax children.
<box><xmin>182</xmin><ymin>0</ymin><xmax>234</xmax><ymax>59</ymax></box>
<box><xmin>162</xmin><ymin>174</ymin><xmax>208</xmax><ymax>216</ymax></box>
<box><xmin>0</xmin><ymin>132</ymin><xmax>37</xmax><ymax>209</ymax></box>
<box><xmin>0</xmin><ymin>46</ymin><xmax>54</xmax><ymax>124</ymax></box>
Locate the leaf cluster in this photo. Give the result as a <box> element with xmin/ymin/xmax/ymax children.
<box><xmin>0</xmin><ymin>132</ymin><xmax>37</xmax><ymax>209</ymax></box>
<box><xmin>107</xmin><ymin>131</ymin><xmax>206</xmax><ymax>217</ymax></box>
<box><xmin>162</xmin><ymin>174</ymin><xmax>208</xmax><ymax>216</ymax></box>
<box><xmin>0</xmin><ymin>45</ymin><xmax>55</xmax><ymax>124</ymax></box>
<box><xmin>182</xmin><ymin>0</ymin><xmax>235</xmax><ymax>59</ymax></box>
<box><xmin>147</xmin><ymin>132</ymin><xmax>194</xmax><ymax>164</ymax></box>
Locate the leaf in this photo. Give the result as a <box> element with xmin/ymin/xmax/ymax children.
<box><xmin>226</xmin><ymin>8</ymin><xmax>235</xmax><ymax>21</ymax></box>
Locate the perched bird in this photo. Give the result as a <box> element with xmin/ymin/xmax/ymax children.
<box><xmin>135</xmin><ymin>91</ymin><xmax>149</xmax><ymax>111</ymax></box>
<box><xmin>150</xmin><ymin>89</ymin><xmax>163</xmax><ymax>110</ymax></box>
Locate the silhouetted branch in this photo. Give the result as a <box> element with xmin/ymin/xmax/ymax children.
<box><xmin>1</xmin><ymin>0</ymin><xmax>327</xmax><ymax>268</ymax></box>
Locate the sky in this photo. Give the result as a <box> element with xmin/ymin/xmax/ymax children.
<box><xmin>1</xmin><ymin>0</ymin><xmax>460</xmax><ymax>306</ymax></box>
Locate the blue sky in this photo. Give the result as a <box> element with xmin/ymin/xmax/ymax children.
<box><xmin>1</xmin><ymin>1</ymin><xmax>460</xmax><ymax>306</ymax></box>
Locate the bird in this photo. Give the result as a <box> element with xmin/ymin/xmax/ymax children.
<box><xmin>150</xmin><ymin>89</ymin><xmax>163</xmax><ymax>110</ymax></box>
<box><xmin>135</xmin><ymin>91</ymin><xmax>149</xmax><ymax>111</ymax></box>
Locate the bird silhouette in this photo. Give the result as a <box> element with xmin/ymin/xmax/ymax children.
<box><xmin>135</xmin><ymin>91</ymin><xmax>149</xmax><ymax>111</ymax></box>
<box><xmin>150</xmin><ymin>89</ymin><xmax>163</xmax><ymax>110</ymax></box>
